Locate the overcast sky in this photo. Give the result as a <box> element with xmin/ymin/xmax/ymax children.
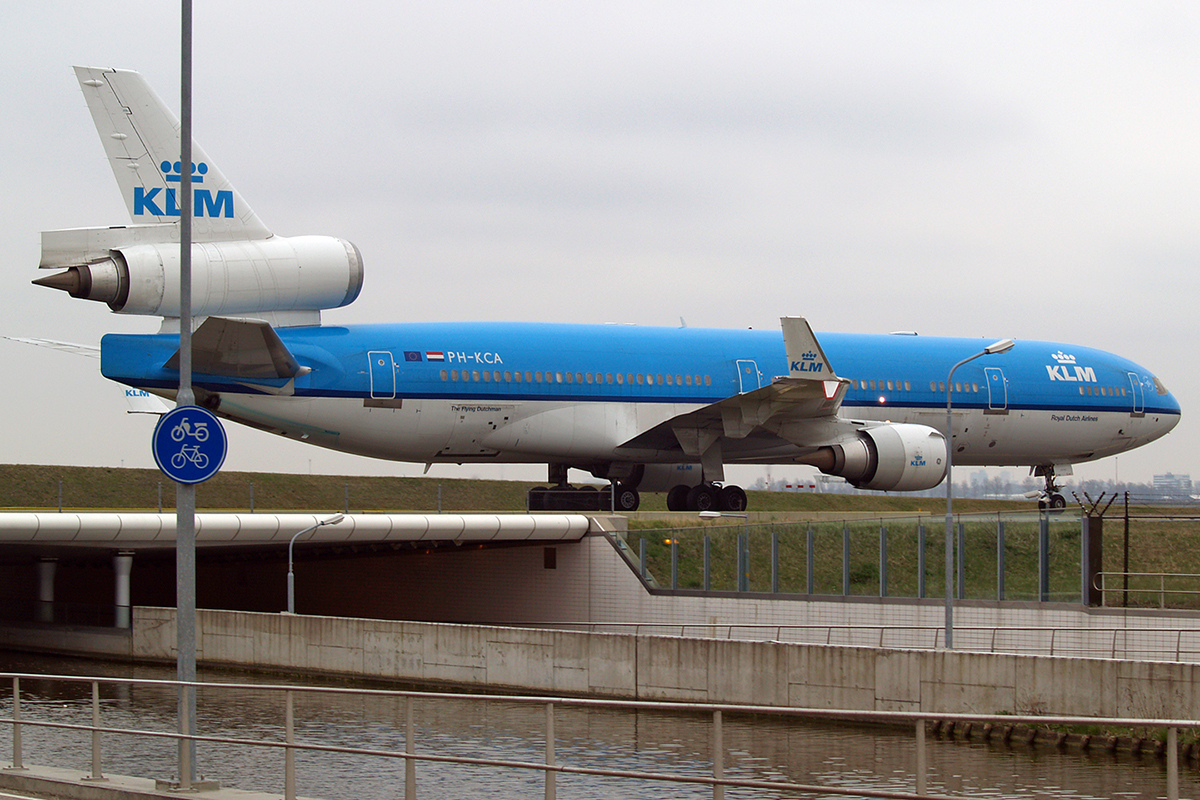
<box><xmin>2</xmin><ymin>1</ymin><xmax>1197</xmax><ymax>490</ymax></box>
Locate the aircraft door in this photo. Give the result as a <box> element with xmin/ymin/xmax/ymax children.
<box><xmin>1127</xmin><ymin>372</ymin><xmax>1145</xmax><ymax>415</ymax></box>
<box><xmin>736</xmin><ymin>360</ymin><xmax>762</xmax><ymax>394</ymax></box>
<box><xmin>368</xmin><ymin>351</ymin><xmax>396</xmax><ymax>399</ymax></box>
<box><xmin>984</xmin><ymin>367</ymin><xmax>1008</xmax><ymax>412</ymax></box>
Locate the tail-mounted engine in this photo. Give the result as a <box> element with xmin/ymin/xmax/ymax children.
<box><xmin>816</xmin><ymin>423</ymin><xmax>947</xmax><ymax>492</ymax></box>
<box><xmin>34</xmin><ymin>231</ymin><xmax>363</xmax><ymax>319</ymax></box>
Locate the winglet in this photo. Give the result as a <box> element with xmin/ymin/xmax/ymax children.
<box><xmin>781</xmin><ymin>317</ymin><xmax>838</xmax><ymax>381</ymax></box>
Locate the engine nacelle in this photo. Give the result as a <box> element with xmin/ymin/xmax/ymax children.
<box><xmin>34</xmin><ymin>235</ymin><xmax>364</xmax><ymax>317</ymax></box>
<box><xmin>820</xmin><ymin>423</ymin><xmax>947</xmax><ymax>492</ymax></box>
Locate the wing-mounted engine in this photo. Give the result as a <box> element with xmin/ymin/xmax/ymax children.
<box><xmin>34</xmin><ymin>230</ymin><xmax>363</xmax><ymax>323</ymax></box>
<box><xmin>813</xmin><ymin>423</ymin><xmax>947</xmax><ymax>492</ymax></box>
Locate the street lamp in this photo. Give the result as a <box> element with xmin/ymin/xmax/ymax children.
<box><xmin>287</xmin><ymin>514</ymin><xmax>345</xmax><ymax>614</ymax></box>
<box><xmin>944</xmin><ymin>339</ymin><xmax>1013</xmax><ymax>649</ymax></box>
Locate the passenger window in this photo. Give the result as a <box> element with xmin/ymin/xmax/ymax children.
<box><xmin>440</xmin><ymin>369</ymin><xmax>448</xmax><ymax>381</ymax></box>
<box><xmin>704</xmin><ymin>375</ymin><xmax>711</xmax><ymax>386</ymax></box>
<box><xmin>904</xmin><ymin>381</ymin><xmax>911</xmax><ymax>392</ymax></box>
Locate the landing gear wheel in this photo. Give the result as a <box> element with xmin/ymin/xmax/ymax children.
<box><xmin>717</xmin><ymin>485</ymin><xmax>747</xmax><ymax>512</ymax></box>
<box><xmin>528</xmin><ymin>487</ymin><xmax>548</xmax><ymax>511</ymax></box>
<box><xmin>666</xmin><ymin>484</ymin><xmax>690</xmax><ymax>512</ymax></box>
<box><xmin>1049</xmin><ymin>493</ymin><xmax>1066</xmax><ymax>510</ymax></box>
<box><xmin>687</xmin><ymin>484</ymin><xmax>717</xmax><ymax>512</ymax></box>
<box><xmin>613</xmin><ymin>483</ymin><xmax>640</xmax><ymax>512</ymax></box>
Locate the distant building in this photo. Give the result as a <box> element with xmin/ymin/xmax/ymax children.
<box><xmin>1153</xmin><ymin>473</ymin><xmax>1193</xmax><ymax>497</ymax></box>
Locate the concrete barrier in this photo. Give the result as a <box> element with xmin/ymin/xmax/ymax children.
<box><xmin>114</xmin><ymin>607</ymin><xmax>1200</xmax><ymax>718</ymax></box>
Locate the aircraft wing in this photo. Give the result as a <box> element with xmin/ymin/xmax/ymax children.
<box><xmin>5</xmin><ymin>336</ymin><xmax>99</xmax><ymax>358</ymax></box>
<box><xmin>616</xmin><ymin>318</ymin><xmax>851</xmax><ymax>469</ymax></box>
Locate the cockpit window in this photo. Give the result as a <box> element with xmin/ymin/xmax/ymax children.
<box><xmin>1153</xmin><ymin>376</ymin><xmax>1170</xmax><ymax>396</ymax></box>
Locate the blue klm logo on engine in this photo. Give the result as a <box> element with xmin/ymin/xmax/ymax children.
<box><xmin>132</xmin><ymin>161</ymin><xmax>234</xmax><ymax>218</ymax></box>
<box><xmin>791</xmin><ymin>351</ymin><xmax>824</xmax><ymax>374</ymax></box>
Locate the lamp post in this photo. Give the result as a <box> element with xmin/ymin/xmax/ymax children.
<box><xmin>944</xmin><ymin>339</ymin><xmax>1014</xmax><ymax>649</ymax></box>
<box><xmin>287</xmin><ymin>514</ymin><xmax>345</xmax><ymax>614</ymax></box>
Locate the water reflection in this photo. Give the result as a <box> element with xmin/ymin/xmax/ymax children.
<box><xmin>0</xmin><ymin>652</ymin><xmax>1195</xmax><ymax>799</ymax></box>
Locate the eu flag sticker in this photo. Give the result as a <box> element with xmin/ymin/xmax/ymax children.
<box><xmin>404</xmin><ymin>351</ymin><xmax>423</xmax><ymax>362</ymax></box>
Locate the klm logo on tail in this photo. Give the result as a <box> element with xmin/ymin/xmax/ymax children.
<box><xmin>133</xmin><ymin>161</ymin><xmax>234</xmax><ymax>218</ymax></box>
<box><xmin>791</xmin><ymin>350</ymin><xmax>824</xmax><ymax>374</ymax></box>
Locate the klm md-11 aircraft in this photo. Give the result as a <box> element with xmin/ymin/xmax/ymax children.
<box><xmin>31</xmin><ymin>67</ymin><xmax>1180</xmax><ymax>512</ymax></box>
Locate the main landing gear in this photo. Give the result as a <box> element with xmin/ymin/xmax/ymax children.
<box><xmin>527</xmin><ymin>464</ymin><xmax>640</xmax><ymax>512</ymax></box>
<box><xmin>1031</xmin><ymin>465</ymin><xmax>1067</xmax><ymax>511</ymax></box>
<box><xmin>666</xmin><ymin>482</ymin><xmax>747</xmax><ymax>513</ymax></box>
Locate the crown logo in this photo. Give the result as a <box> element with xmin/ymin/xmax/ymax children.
<box><xmin>1051</xmin><ymin>351</ymin><xmax>1076</xmax><ymax>364</ymax></box>
<box><xmin>801</xmin><ymin>351</ymin><xmax>818</xmax><ymax>361</ymax></box>
<box><xmin>161</xmin><ymin>160</ymin><xmax>208</xmax><ymax>183</ymax></box>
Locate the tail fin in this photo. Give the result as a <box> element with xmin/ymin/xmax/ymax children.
<box><xmin>73</xmin><ymin>66</ymin><xmax>271</xmax><ymax>241</ymax></box>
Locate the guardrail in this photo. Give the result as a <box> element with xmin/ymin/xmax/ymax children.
<box><xmin>531</xmin><ymin>622</ymin><xmax>1200</xmax><ymax>662</ymax></box>
<box><xmin>1096</xmin><ymin>572</ymin><xmax>1200</xmax><ymax>609</ymax></box>
<box><xmin>2</xmin><ymin>672</ymin><xmax>1196</xmax><ymax>800</ymax></box>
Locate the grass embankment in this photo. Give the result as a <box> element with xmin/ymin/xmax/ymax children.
<box><xmin>0</xmin><ymin>463</ymin><xmax>1023</xmax><ymax>515</ymax></box>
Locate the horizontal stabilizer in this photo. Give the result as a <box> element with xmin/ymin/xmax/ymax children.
<box><xmin>164</xmin><ymin>317</ymin><xmax>308</xmax><ymax>380</ymax></box>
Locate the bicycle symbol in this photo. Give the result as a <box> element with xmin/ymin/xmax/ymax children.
<box><xmin>171</xmin><ymin>444</ymin><xmax>209</xmax><ymax>471</ymax></box>
<box><xmin>171</xmin><ymin>420</ymin><xmax>209</xmax><ymax>442</ymax></box>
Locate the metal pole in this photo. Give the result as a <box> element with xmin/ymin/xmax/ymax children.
<box><xmin>842</xmin><ymin>522</ymin><xmax>850</xmax><ymax>596</ymax></box>
<box><xmin>878</xmin><ymin>525</ymin><xmax>887</xmax><ymax>598</ymax></box>
<box><xmin>405</xmin><ymin>696</ymin><xmax>416</xmax><ymax>799</ymax></box>
<box><xmin>915</xmin><ymin>719</ymin><xmax>926</xmax><ymax>796</ymax></box>
<box><xmin>90</xmin><ymin>681</ymin><xmax>103</xmax><ymax>780</ymax></box>
<box><xmin>671</xmin><ymin>537</ymin><xmax>678</xmax><ymax>590</ymax></box>
<box><xmin>771</xmin><ymin>529</ymin><xmax>779</xmax><ymax>593</ymax></box>
<box><xmin>712</xmin><ymin>709</ymin><xmax>724</xmax><ymax>800</ymax></box>
<box><xmin>544</xmin><ymin>702</ymin><xmax>555</xmax><ymax>800</ymax></box>
<box><xmin>1168</xmin><ymin>726</ymin><xmax>1179</xmax><ymax>800</ymax></box>
<box><xmin>997</xmin><ymin>519</ymin><xmax>1006</xmax><ymax>600</ymax></box>
<box><xmin>1039</xmin><ymin>512</ymin><xmax>1050</xmax><ymax>601</ymax></box>
<box><xmin>957</xmin><ymin>521</ymin><xmax>966</xmax><ymax>600</ymax></box>
<box><xmin>285</xmin><ymin>691</ymin><xmax>295</xmax><ymax>800</ymax></box>
<box><xmin>703</xmin><ymin>535</ymin><xmax>710</xmax><ymax>591</ymax></box>
<box><xmin>10</xmin><ymin>677</ymin><xmax>21</xmax><ymax>770</ymax></box>
<box><xmin>806</xmin><ymin>525</ymin><xmax>814</xmax><ymax>594</ymax></box>
<box><xmin>917</xmin><ymin>522</ymin><xmax>926</xmax><ymax>598</ymax></box>
<box><xmin>177</xmin><ymin>0</ymin><xmax>198</xmax><ymax>783</ymax></box>
<box><xmin>249</xmin><ymin>483</ymin><xmax>254</xmax><ymax>513</ymax></box>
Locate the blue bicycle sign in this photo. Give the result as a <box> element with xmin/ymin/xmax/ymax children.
<box><xmin>153</xmin><ymin>406</ymin><xmax>227</xmax><ymax>484</ymax></box>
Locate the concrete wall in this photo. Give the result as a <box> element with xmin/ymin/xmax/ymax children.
<box><xmin>121</xmin><ymin>606</ymin><xmax>1200</xmax><ymax>719</ymax></box>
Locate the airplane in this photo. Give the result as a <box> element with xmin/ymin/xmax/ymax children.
<box><xmin>30</xmin><ymin>67</ymin><xmax>1181</xmax><ymax>513</ymax></box>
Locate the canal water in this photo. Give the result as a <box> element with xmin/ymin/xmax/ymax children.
<box><xmin>1</xmin><ymin>651</ymin><xmax>1196</xmax><ymax>799</ymax></box>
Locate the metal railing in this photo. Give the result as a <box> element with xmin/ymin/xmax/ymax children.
<box><xmin>2</xmin><ymin>672</ymin><xmax>1197</xmax><ymax>800</ymax></box>
<box><xmin>527</xmin><ymin>622</ymin><xmax>1200</xmax><ymax>662</ymax></box>
<box><xmin>1096</xmin><ymin>572</ymin><xmax>1200</xmax><ymax>609</ymax></box>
